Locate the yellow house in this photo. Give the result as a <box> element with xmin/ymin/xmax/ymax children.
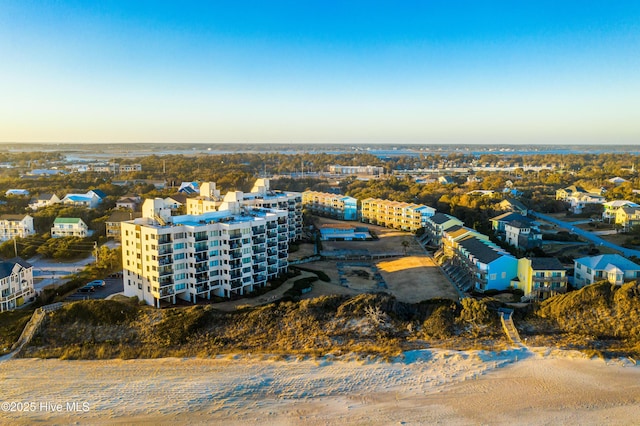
<box><xmin>515</xmin><ymin>257</ymin><xmax>567</xmax><ymax>301</ymax></box>
<box><xmin>615</xmin><ymin>207</ymin><xmax>640</xmax><ymax>232</ymax></box>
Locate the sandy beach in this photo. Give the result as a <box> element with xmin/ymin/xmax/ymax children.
<box><xmin>1</xmin><ymin>347</ymin><xmax>639</xmax><ymax>425</ymax></box>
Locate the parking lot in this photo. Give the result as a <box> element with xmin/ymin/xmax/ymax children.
<box><xmin>65</xmin><ymin>277</ymin><xmax>124</xmax><ymax>301</ymax></box>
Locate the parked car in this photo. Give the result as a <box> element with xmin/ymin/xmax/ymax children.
<box><xmin>77</xmin><ymin>286</ymin><xmax>96</xmax><ymax>293</ymax></box>
<box><xmin>86</xmin><ymin>280</ymin><xmax>106</xmax><ymax>288</ymax></box>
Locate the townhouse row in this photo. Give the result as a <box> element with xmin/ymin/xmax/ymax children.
<box><xmin>301</xmin><ymin>191</ymin><xmax>435</xmax><ymax>232</ymax></box>
<box><xmin>424</xmin><ymin>212</ymin><xmax>566</xmax><ymax>301</ymax></box>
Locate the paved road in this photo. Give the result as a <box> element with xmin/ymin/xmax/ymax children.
<box><xmin>531</xmin><ymin>212</ymin><xmax>640</xmax><ymax>258</ymax></box>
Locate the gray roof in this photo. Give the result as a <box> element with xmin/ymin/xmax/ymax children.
<box><xmin>491</xmin><ymin>212</ymin><xmax>532</xmax><ymax>224</ymax></box>
<box><xmin>458</xmin><ymin>237</ymin><xmax>503</xmax><ymax>264</ymax></box>
<box><xmin>0</xmin><ymin>257</ymin><xmax>32</xmax><ymax>279</ymax></box>
<box><xmin>530</xmin><ymin>257</ymin><xmax>565</xmax><ymax>271</ymax></box>
<box><xmin>430</xmin><ymin>212</ymin><xmax>457</xmax><ymax>225</ymax></box>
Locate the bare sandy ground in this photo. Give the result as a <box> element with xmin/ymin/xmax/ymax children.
<box><xmin>1</xmin><ymin>347</ymin><xmax>639</xmax><ymax>425</ymax></box>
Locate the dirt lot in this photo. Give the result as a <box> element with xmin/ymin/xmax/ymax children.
<box><xmin>295</xmin><ymin>217</ymin><xmax>460</xmax><ymax>303</ymax></box>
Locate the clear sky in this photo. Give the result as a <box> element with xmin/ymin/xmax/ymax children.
<box><xmin>1</xmin><ymin>1</ymin><xmax>639</xmax><ymax>144</ymax></box>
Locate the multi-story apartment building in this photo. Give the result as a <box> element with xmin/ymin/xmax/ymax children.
<box><xmin>504</xmin><ymin>221</ymin><xmax>542</xmax><ymax>249</ymax></box>
<box><xmin>359</xmin><ymin>198</ymin><xmax>435</xmax><ymax>231</ymax></box>
<box><xmin>421</xmin><ymin>213</ymin><xmax>464</xmax><ymax>247</ymax></box>
<box><xmin>302</xmin><ymin>191</ymin><xmax>358</xmax><ymax>221</ymax></box>
<box><xmin>0</xmin><ymin>258</ymin><xmax>34</xmax><ymax>312</ymax></box>
<box><xmin>515</xmin><ymin>257</ymin><xmax>567</xmax><ymax>301</ymax></box>
<box><xmin>440</xmin><ymin>225</ymin><xmax>488</xmax><ymax>259</ymax></box>
<box><xmin>574</xmin><ymin>254</ymin><xmax>640</xmax><ymax>288</ymax></box>
<box><xmin>0</xmin><ymin>214</ymin><xmax>36</xmax><ymax>241</ymax></box>
<box><xmin>188</xmin><ymin>179</ymin><xmax>303</xmax><ymax>241</ymax></box>
<box><xmin>121</xmin><ymin>195</ymin><xmax>290</xmax><ymax>307</ymax></box>
<box><xmin>51</xmin><ymin>218</ymin><xmax>89</xmax><ymax>238</ymax></box>
<box><xmin>446</xmin><ymin>236</ymin><xmax>518</xmax><ymax>292</ymax></box>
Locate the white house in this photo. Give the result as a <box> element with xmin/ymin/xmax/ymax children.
<box><xmin>0</xmin><ymin>258</ymin><xmax>34</xmax><ymax>312</ymax></box>
<box><xmin>504</xmin><ymin>220</ymin><xmax>542</xmax><ymax>249</ymax></box>
<box><xmin>28</xmin><ymin>193</ymin><xmax>61</xmax><ymax>210</ymax></box>
<box><xmin>567</xmin><ymin>192</ymin><xmax>605</xmax><ymax>214</ymax></box>
<box><xmin>573</xmin><ymin>254</ymin><xmax>640</xmax><ymax>288</ymax></box>
<box><xmin>5</xmin><ymin>189</ymin><xmax>29</xmax><ymax>196</ymax></box>
<box><xmin>51</xmin><ymin>218</ymin><xmax>89</xmax><ymax>238</ymax></box>
<box><xmin>61</xmin><ymin>190</ymin><xmax>105</xmax><ymax>209</ymax></box>
<box><xmin>0</xmin><ymin>214</ymin><xmax>35</xmax><ymax>241</ymax></box>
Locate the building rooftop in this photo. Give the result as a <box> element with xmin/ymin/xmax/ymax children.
<box><xmin>0</xmin><ymin>257</ymin><xmax>32</xmax><ymax>279</ymax></box>
<box><xmin>530</xmin><ymin>257</ymin><xmax>565</xmax><ymax>270</ymax></box>
<box><xmin>458</xmin><ymin>236</ymin><xmax>506</xmax><ymax>264</ymax></box>
<box><xmin>575</xmin><ymin>254</ymin><xmax>640</xmax><ymax>271</ymax></box>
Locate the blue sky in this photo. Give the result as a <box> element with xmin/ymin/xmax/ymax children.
<box><xmin>1</xmin><ymin>1</ymin><xmax>639</xmax><ymax>144</ymax></box>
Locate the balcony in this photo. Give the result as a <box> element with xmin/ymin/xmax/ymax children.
<box><xmin>267</xmin><ymin>222</ymin><xmax>277</xmax><ymax>229</ymax></box>
<box><xmin>252</xmin><ymin>226</ymin><xmax>265</xmax><ymax>234</ymax></box>
<box><xmin>158</xmin><ymin>236</ymin><xmax>171</xmax><ymax>245</ymax></box>
<box><xmin>532</xmin><ymin>276</ymin><xmax>568</xmax><ymax>283</ymax></box>
<box><xmin>194</xmin><ymin>232</ymin><xmax>208</xmax><ymax>242</ymax></box>
<box><xmin>195</xmin><ymin>284</ymin><xmax>209</xmax><ymax>293</ymax></box>
<box><xmin>159</xmin><ymin>287</ymin><xmax>174</xmax><ymax>297</ymax></box>
<box><xmin>159</xmin><ymin>267</ymin><xmax>173</xmax><ymax>277</ymax></box>
<box><xmin>195</xmin><ymin>242</ymin><xmax>208</xmax><ymax>252</ymax></box>
<box><xmin>158</xmin><ymin>255</ymin><xmax>172</xmax><ymax>266</ymax></box>
<box><xmin>230</xmin><ymin>279</ymin><xmax>242</xmax><ymax>289</ymax></box>
<box><xmin>253</xmin><ymin>265</ymin><xmax>266</xmax><ymax>273</ymax></box>
<box><xmin>158</xmin><ymin>245</ymin><xmax>173</xmax><ymax>255</ymax></box>
<box><xmin>253</xmin><ymin>245</ymin><xmax>266</xmax><ymax>254</ymax></box>
<box><xmin>195</xmin><ymin>253</ymin><xmax>208</xmax><ymax>263</ymax></box>
<box><xmin>159</xmin><ymin>277</ymin><xmax>173</xmax><ymax>286</ymax></box>
<box><xmin>252</xmin><ymin>236</ymin><xmax>266</xmax><ymax>244</ymax></box>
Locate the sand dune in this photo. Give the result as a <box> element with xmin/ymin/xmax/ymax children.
<box><xmin>1</xmin><ymin>348</ymin><xmax>639</xmax><ymax>425</ymax></box>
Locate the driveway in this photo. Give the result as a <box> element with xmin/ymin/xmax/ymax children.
<box><xmin>531</xmin><ymin>212</ymin><xmax>640</xmax><ymax>258</ymax></box>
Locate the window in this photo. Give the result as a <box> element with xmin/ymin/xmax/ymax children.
<box><xmin>490</xmin><ymin>273</ymin><xmax>497</xmax><ymax>280</ymax></box>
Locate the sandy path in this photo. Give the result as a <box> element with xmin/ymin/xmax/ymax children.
<box><xmin>1</xmin><ymin>348</ymin><xmax>639</xmax><ymax>425</ymax></box>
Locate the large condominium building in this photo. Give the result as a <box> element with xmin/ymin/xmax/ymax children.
<box><xmin>0</xmin><ymin>258</ymin><xmax>34</xmax><ymax>312</ymax></box>
<box><xmin>302</xmin><ymin>191</ymin><xmax>358</xmax><ymax>221</ymax></box>
<box><xmin>360</xmin><ymin>198</ymin><xmax>435</xmax><ymax>231</ymax></box>
<box><xmin>0</xmin><ymin>214</ymin><xmax>36</xmax><ymax>241</ymax></box>
<box><xmin>121</xmin><ymin>194</ymin><xmax>290</xmax><ymax>307</ymax></box>
<box><xmin>187</xmin><ymin>179</ymin><xmax>302</xmax><ymax>241</ymax></box>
